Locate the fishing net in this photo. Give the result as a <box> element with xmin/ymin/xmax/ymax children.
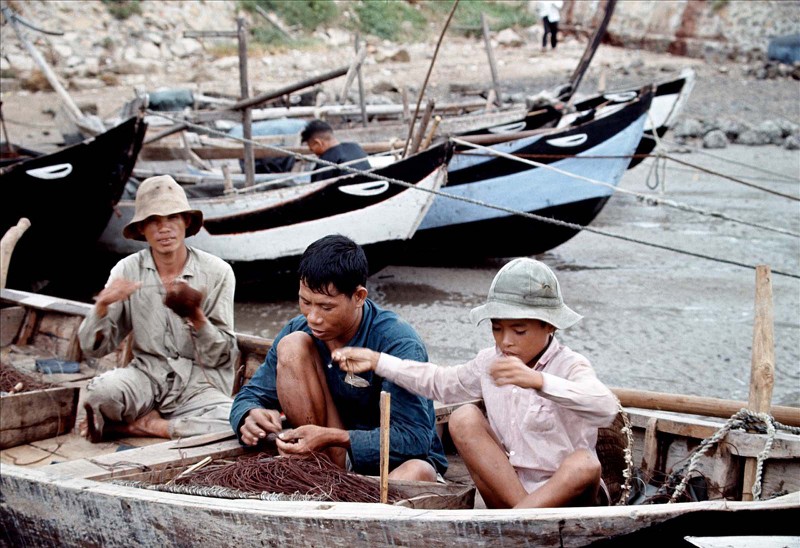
<box><xmin>167</xmin><ymin>452</ymin><xmax>403</xmax><ymax>504</ymax></box>
<box><xmin>0</xmin><ymin>361</ymin><xmax>54</xmax><ymax>393</ymax></box>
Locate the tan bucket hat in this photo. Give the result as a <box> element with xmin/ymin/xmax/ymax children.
<box><xmin>469</xmin><ymin>258</ymin><xmax>582</xmax><ymax>330</ymax></box>
<box><xmin>123</xmin><ymin>175</ymin><xmax>203</xmax><ymax>241</ymax></box>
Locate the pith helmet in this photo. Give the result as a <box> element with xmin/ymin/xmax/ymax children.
<box><xmin>469</xmin><ymin>258</ymin><xmax>582</xmax><ymax>330</ymax></box>
<box><xmin>123</xmin><ymin>175</ymin><xmax>203</xmax><ymax>241</ymax></box>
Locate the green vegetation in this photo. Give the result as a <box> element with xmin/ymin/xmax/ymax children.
<box><xmin>101</xmin><ymin>0</ymin><xmax>142</xmax><ymax>20</ymax></box>
<box><xmin>239</xmin><ymin>0</ymin><xmax>537</xmax><ymax>45</ymax></box>
<box><xmin>352</xmin><ymin>0</ymin><xmax>427</xmax><ymax>41</ymax></box>
<box><xmin>425</xmin><ymin>0</ymin><xmax>537</xmax><ymax>37</ymax></box>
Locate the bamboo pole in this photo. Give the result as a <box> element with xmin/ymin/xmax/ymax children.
<box><xmin>402</xmin><ymin>0</ymin><xmax>459</xmax><ymax>157</ymax></box>
<box><xmin>229</xmin><ymin>65</ymin><xmax>350</xmax><ymax>111</ymax></box>
<box><xmin>380</xmin><ymin>391</ymin><xmax>391</xmax><ymax>504</ymax></box>
<box><xmin>611</xmin><ymin>387</ymin><xmax>798</xmax><ymax>428</ymax></box>
<box><xmin>354</xmin><ymin>33</ymin><xmax>368</xmax><ymax>128</ymax></box>
<box><xmin>237</xmin><ymin>16</ymin><xmax>255</xmax><ymax>187</ymax></box>
<box><xmin>480</xmin><ymin>13</ymin><xmax>502</xmax><ymax>106</ymax></box>
<box><xmin>421</xmin><ymin>115</ymin><xmax>442</xmax><ymax>150</ymax></box>
<box><xmin>742</xmin><ymin>265</ymin><xmax>775</xmax><ymax>500</ymax></box>
<box><xmin>2</xmin><ymin>6</ymin><xmax>101</xmax><ymax>135</ymax></box>
<box><xmin>408</xmin><ymin>99</ymin><xmax>435</xmax><ymax>156</ymax></box>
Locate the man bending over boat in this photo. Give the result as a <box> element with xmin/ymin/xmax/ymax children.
<box><xmin>230</xmin><ymin>235</ymin><xmax>447</xmax><ymax>481</ymax></box>
<box><xmin>78</xmin><ymin>175</ymin><xmax>238</xmax><ymax>442</ymax></box>
<box><xmin>301</xmin><ymin>119</ymin><xmax>370</xmax><ymax>182</ymax></box>
<box><xmin>333</xmin><ymin>258</ymin><xmax>618</xmax><ymax>508</ymax></box>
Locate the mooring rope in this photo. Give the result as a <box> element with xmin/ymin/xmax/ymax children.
<box><xmin>142</xmin><ymin>110</ymin><xmax>800</xmax><ymax>279</ymax></box>
<box><xmin>450</xmin><ymin>137</ymin><xmax>799</xmax><ymax>238</ymax></box>
<box><xmin>668</xmin><ymin>409</ymin><xmax>800</xmax><ymax>503</ymax></box>
<box><xmin>643</xmin><ymin>134</ymin><xmax>800</xmax><ymax>188</ymax></box>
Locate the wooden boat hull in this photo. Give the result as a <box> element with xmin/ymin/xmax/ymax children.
<box><xmin>392</xmin><ymin>90</ymin><xmax>651</xmax><ymax>260</ymax></box>
<box><xmin>1</xmin><ymin>288</ymin><xmax>798</xmax><ymax>546</ymax></box>
<box><xmin>98</xmin><ymin>143</ymin><xmax>452</xmax><ymax>264</ymax></box>
<box><xmin>0</xmin><ymin>116</ymin><xmax>147</xmax><ymax>294</ymax></box>
<box><xmin>1</xmin><ymin>464</ymin><xmax>797</xmax><ymax>547</ymax></box>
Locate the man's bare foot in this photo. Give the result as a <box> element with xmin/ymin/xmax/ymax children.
<box><xmin>109</xmin><ymin>409</ymin><xmax>170</xmax><ymax>439</ymax></box>
<box><xmin>80</xmin><ymin>403</ymin><xmax>103</xmax><ymax>443</ymax></box>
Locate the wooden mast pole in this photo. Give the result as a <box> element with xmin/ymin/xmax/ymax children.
<box><xmin>237</xmin><ymin>16</ymin><xmax>255</xmax><ymax>187</ymax></box>
<box><xmin>742</xmin><ymin>265</ymin><xmax>775</xmax><ymax>500</ymax></box>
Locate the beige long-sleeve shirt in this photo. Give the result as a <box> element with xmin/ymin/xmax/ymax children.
<box><xmin>79</xmin><ymin>247</ymin><xmax>238</xmax><ymax>410</ymax></box>
<box><xmin>376</xmin><ymin>337</ymin><xmax>618</xmax><ymax>492</ymax></box>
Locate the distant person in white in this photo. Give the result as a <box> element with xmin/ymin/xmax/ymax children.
<box><xmin>538</xmin><ymin>0</ymin><xmax>564</xmax><ymax>50</ymax></box>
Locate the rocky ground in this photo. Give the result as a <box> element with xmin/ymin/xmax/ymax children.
<box><xmin>2</xmin><ymin>13</ymin><xmax>799</xmax><ymax>151</ymax></box>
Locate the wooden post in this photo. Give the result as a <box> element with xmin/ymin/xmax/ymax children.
<box><xmin>354</xmin><ymin>33</ymin><xmax>368</xmax><ymax>128</ymax></box>
<box><xmin>380</xmin><ymin>391</ymin><xmax>391</xmax><ymax>504</ymax></box>
<box><xmin>1</xmin><ymin>218</ymin><xmax>31</xmax><ymax>289</ymax></box>
<box><xmin>742</xmin><ymin>265</ymin><xmax>775</xmax><ymax>501</ymax></box>
<box><xmin>339</xmin><ymin>46</ymin><xmax>367</xmax><ymax>105</ymax></box>
<box><xmin>480</xmin><ymin>12</ymin><xmax>502</xmax><ymax>106</ymax></box>
<box><xmin>237</xmin><ymin>16</ymin><xmax>255</xmax><ymax>187</ymax></box>
<box><xmin>407</xmin><ymin>99</ymin><xmax>435</xmax><ymax>156</ymax></box>
<box><xmin>421</xmin><ymin>115</ymin><xmax>442</xmax><ymax>150</ymax></box>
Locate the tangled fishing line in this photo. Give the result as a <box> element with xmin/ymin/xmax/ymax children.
<box><xmin>0</xmin><ymin>362</ymin><xmax>53</xmax><ymax>393</ymax></box>
<box><xmin>170</xmin><ymin>452</ymin><xmax>403</xmax><ymax>504</ymax></box>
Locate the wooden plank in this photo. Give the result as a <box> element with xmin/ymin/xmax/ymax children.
<box><xmin>0</xmin><ymin>306</ymin><xmax>25</xmax><ymax>346</ymax></box>
<box><xmin>640</xmin><ymin>417</ymin><xmax>659</xmax><ymax>473</ymax></box>
<box><xmin>34</xmin><ymin>313</ymin><xmax>82</xmax><ymax>358</ymax></box>
<box><xmin>0</xmin><ymin>387</ymin><xmax>79</xmax><ymax>448</ymax></box>
<box><xmin>1</xmin><ymin>288</ymin><xmax>93</xmax><ymax>317</ymax></box>
<box><xmin>627</xmin><ymin>409</ymin><xmax>800</xmax><ymax>459</ymax></box>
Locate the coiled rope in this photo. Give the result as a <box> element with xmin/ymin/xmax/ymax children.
<box><xmin>668</xmin><ymin>408</ymin><xmax>800</xmax><ymax>503</ymax></box>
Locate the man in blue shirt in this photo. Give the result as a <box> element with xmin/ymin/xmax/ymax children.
<box><xmin>230</xmin><ymin>235</ymin><xmax>447</xmax><ymax>480</ymax></box>
<box><xmin>301</xmin><ymin>119</ymin><xmax>371</xmax><ymax>182</ymax></box>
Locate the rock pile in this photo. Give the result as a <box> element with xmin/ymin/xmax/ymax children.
<box><xmin>673</xmin><ymin>117</ymin><xmax>800</xmax><ymax>150</ymax></box>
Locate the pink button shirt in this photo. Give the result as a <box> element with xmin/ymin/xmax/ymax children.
<box><xmin>376</xmin><ymin>337</ymin><xmax>618</xmax><ymax>493</ymax></box>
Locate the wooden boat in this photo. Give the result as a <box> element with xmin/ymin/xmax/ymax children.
<box><xmin>0</xmin><ymin>116</ymin><xmax>147</xmax><ymax>295</ymax></box>
<box><xmin>97</xmin><ymin>142</ymin><xmax>452</xmax><ymax>274</ymax></box>
<box><xmin>2</xmin><ymin>287</ymin><xmax>798</xmax><ymax>546</ymax></box>
<box><xmin>390</xmin><ymin>87</ymin><xmax>653</xmax><ymax>261</ymax></box>
<box><xmin>566</xmin><ymin>67</ymin><xmax>697</xmax><ymax>168</ymax></box>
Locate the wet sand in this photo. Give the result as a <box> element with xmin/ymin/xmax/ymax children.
<box><xmin>234</xmin><ymin>144</ymin><xmax>800</xmax><ymax>406</ymax></box>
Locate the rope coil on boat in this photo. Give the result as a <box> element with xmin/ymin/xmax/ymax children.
<box><xmin>668</xmin><ymin>408</ymin><xmax>800</xmax><ymax>503</ymax></box>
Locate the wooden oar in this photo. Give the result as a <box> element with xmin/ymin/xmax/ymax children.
<box><xmin>380</xmin><ymin>390</ymin><xmax>391</xmax><ymax>504</ymax></box>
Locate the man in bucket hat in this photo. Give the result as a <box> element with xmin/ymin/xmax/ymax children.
<box><xmin>78</xmin><ymin>175</ymin><xmax>238</xmax><ymax>442</ymax></box>
<box><xmin>333</xmin><ymin>257</ymin><xmax>618</xmax><ymax>508</ymax></box>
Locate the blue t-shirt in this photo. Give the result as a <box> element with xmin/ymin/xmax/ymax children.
<box><xmin>230</xmin><ymin>299</ymin><xmax>447</xmax><ymax>475</ymax></box>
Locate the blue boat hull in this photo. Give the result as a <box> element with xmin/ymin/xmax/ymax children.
<box><xmin>397</xmin><ymin>92</ymin><xmax>650</xmax><ymax>260</ymax></box>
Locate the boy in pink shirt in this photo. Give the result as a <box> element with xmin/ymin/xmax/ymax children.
<box><xmin>333</xmin><ymin>258</ymin><xmax>618</xmax><ymax>508</ymax></box>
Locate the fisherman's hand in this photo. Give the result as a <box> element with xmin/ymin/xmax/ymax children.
<box><xmin>332</xmin><ymin>347</ymin><xmax>380</xmax><ymax>374</ymax></box>
<box><xmin>276</xmin><ymin>425</ymin><xmax>346</xmax><ymax>456</ymax></box>
<box><xmin>490</xmin><ymin>356</ymin><xmax>543</xmax><ymax>390</ymax></box>
<box><xmin>240</xmin><ymin>408</ymin><xmax>282</xmax><ymax>446</ymax></box>
<box><xmin>94</xmin><ymin>278</ymin><xmax>142</xmax><ymax>317</ymax></box>
<box><xmin>164</xmin><ymin>280</ymin><xmax>206</xmax><ymax>328</ymax></box>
